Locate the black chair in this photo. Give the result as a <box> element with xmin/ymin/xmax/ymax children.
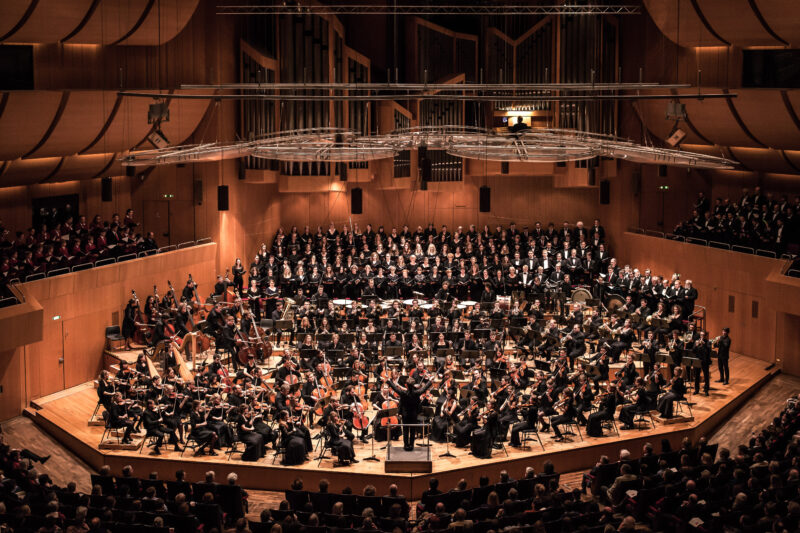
<box><xmin>217</xmin><ymin>484</ymin><xmax>245</xmax><ymax>521</ymax></box>
<box><xmin>355</xmin><ymin>495</ymin><xmax>382</xmax><ymax>514</ymax></box>
<box><xmin>445</xmin><ymin>489</ymin><xmax>472</xmax><ymax>512</ymax></box>
<box><xmin>331</xmin><ymin>493</ymin><xmax>357</xmax><ymax>515</ymax></box>
<box><xmin>285</xmin><ymin>489</ymin><xmax>310</xmax><ymax>510</ymax></box>
<box><xmin>632</xmin><ymin>405</ymin><xmax>655</xmax><ymax>429</ymax></box>
<box><xmin>140</xmin><ymin>479</ymin><xmax>167</xmax><ymax>499</ymax></box>
<box><xmin>105</xmin><ymin>325</ymin><xmax>126</xmax><ymax>350</ymax></box>
<box><xmin>310</xmin><ymin>491</ymin><xmax>334</xmax><ymax>514</ymax></box>
<box><xmin>90</xmin><ymin>474</ymin><xmax>116</xmax><ymax>496</ymax></box>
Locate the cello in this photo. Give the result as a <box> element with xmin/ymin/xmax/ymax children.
<box><xmin>131</xmin><ymin>290</ymin><xmax>152</xmax><ymax>346</ymax></box>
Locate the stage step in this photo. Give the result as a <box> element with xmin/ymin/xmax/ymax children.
<box><xmin>657</xmin><ymin>415</ymin><xmax>694</xmax><ymax>424</ymax></box>
<box><xmin>99</xmin><ymin>438</ymin><xmax>142</xmax><ymax>451</ymax></box>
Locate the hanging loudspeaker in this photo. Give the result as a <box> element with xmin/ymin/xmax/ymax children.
<box><xmin>101</xmin><ymin>177</ymin><xmax>112</xmax><ymax>202</ymax></box>
<box><xmin>600</xmin><ymin>180</ymin><xmax>610</xmax><ymax>205</ymax></box>
<box><xmin>217</xmin><ymin>185</ymin><xmax>229</xmax><ymax>211</ymax></box>
<box><xmin>351</xmin><ymin>187</ymin><xmax>363</xmax><ymax>214</ymax></box>
<box><xmin>658</xmin><ymin>164</ymin><xmax>667</xmax><ymax>177</ymax></box>
<box><xmin>193</xmin><ymin>180</ymin><xmax>203</xmax><ymax>206</ymax></box>
<box><xmin>501</xmin><ymin>162</ymin><xmax>509</xmax><ymax>174</ymax></box>
<box><xmin>479</xmin><ymin>186</ymin><xmax>491</xmax><ymax>212</ymax></box>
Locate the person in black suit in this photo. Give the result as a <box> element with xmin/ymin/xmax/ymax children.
<box><xmin>388</xmin><ymin>375</ymin><xmax>434</xmax><ymax>451</ymax></box>
<box><xmin>714</xmin><ymin>327</ymin><xmax>731</xmax><ymax>385</ymax></box>
<box><xmin>692</xmin><ymin>332</ymin><xmax>712</xmax><ymax>396</ymax></box>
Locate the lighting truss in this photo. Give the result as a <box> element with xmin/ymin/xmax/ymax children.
<box><xmin>249</xmin><ymin>128</ymin><xmax>397</xmax><ymax>162</ymax></box>
<box><xmin>217</xmin><ymin>4</ymin><xmax>641</xmax><ymax>16</ymax></box>
<box><xmin>180</xmin><ymin>82</ymin><xmax>689</xmax><ymax>92</ymax></box>
<box><xmin>120</xmin><ymin>142</ymin><xmax>254</xmax><ymax>166</ymax></box>
<box><xmin>120</xmin><ymin>126</ymin><xmax>735</xmax><ymax>170</ymax></box>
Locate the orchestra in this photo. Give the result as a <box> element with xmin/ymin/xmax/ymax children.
<box><xmin>101</xmin><ymin>221</ymin><xmax>732</xmax><ymax>464</ymax></box>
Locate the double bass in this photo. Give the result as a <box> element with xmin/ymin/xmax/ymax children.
<box><xmin>131</xmin><ymin>290</ymin><xmax>151</xmax><ymax>345</ymax></box>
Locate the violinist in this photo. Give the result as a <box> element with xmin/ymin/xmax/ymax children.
<box><xmin>454</xmin><ymin>395</ymin><xmax>480</xmax><ymax>447</ymax></box>
<box><xmin>586</xmin><ymin>383</ymin><xmax>618</xmax><ymax>437</ymax></box>
<box><xmin>498</xmin><ymin>388</ymin><xmax>520</xmax><ymax>438</ymax></box>
<box><xmin>507</xmin><ymin>394</ymin><xmax>537</xmax><ymax>448</ymax></box>
<box><xmin>207</xmin><ymin>395</ymin><xmax>233</xmax><ymax>446</ymax></box>
<box><xmin>134</xmin><ymin>353</ymin><xmax>150</xmax><ymax>379</ymax></box>
<box><xmin>235</xmin><ymin>404</ymin><xmax>265</xmax><ymax>461</ymax></box>
<box><xmin>644</xmin><ymin>362</ymin><xmax>667</xmax><ymax>407</ymax></box>
<box><xmin>471</xmin><ymin>400</ymin><xmax>500</xmax><ymax>458</ymax></box>
<box><xmin>326</xmin><ymin>411</ymin><xmax>358</xmax><ymax>464</ymax></box>
<box><xmin>97</xmin><ymin>370</ymin><xmax>115</xmax><ymax>412</ymax></box>
<box><xmin>189</xmin><ymin>400</ymin><xmax>218</xmax><ymax>456</ymax></box>
<box><xmin>160</xmin><ymin>384</ymin><xmax>188</xmax><ymax>443</ymax></box>
<box><xmin>108</xmin><ymin>392</ymin><xmax>135</xmax><ymax>444</ymax></box>
<box><xmin>550</xmin><ymin>389</ymin><xmax>576</xmax><ymax>442</ymax></box>
<box><xmin>574</xmin><ymin>375</ymin><xmax>594</xmax><ymax>425</ymax></box>
<box><xmin>142</xmin><ymin>399</ymin><xmax>181</xmax><ymax>455</ymax></box>
<box><xmin>252</xmin><ymin>402</ymin><xmax>278</xmax><ymax>450</ymax></box>
<box><xmin>657</xmin><ymin>366</ymin><xmax>687</xmax><ymax>418</ymax></box>
<box><xmin>469</xmin><ymin>368</ymin><xmax>489</xmax><ymax>401</ymax></box>
<box><xmin>277</xmin><ymin>410</ymin><xmax>309</xmax><ymax>465</ymax></box>
<box><xmin>431</xmin><ymin>389</ymin><xmax>459</xmax><ymax>442</ymax></box>
<box><xmin>122</xmin><ymin>297</ymin><xmax>139</xmax><ymax>350</ymax></box>
<box><xmin>618</xmin><ymin>377</ymin><xmax>647</xmax><ymax>430</ymax></box>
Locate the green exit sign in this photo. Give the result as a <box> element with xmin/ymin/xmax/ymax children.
<box><xmin>163</xmin><ymin>194</ymin><xmax>175</xmax><ymax>199</ymax></box>
<box><xmin>658</xmin><ymin>185</ymin><xmax>670</xmax><ymax>191</ymax></box>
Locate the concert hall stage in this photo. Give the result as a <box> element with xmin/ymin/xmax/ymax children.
<box><xmin>26</xmin><ymin>354</ymin><xmax>775</xmax><ymax>499</ymax></box>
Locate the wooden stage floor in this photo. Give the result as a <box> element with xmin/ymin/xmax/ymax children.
<box><xmin>28</xmin><ymin>354</ymin><xmax>775</xmax><ymax>499</ymax></box>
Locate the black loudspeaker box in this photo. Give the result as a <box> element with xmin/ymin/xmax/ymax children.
<box><xmin>599</xmin><ymin>180</ymin><xmax>610</xmax><ymax>205</ymax></box>
<box><xmin>658</xmin><ymin>164</ymin><xmax>667</xmax><ymax>177</ymax></box>
<box><xmin>351</xmin><ymin>187</ymin><xmax>363</xmax><ymax>214</ymax></box>
<box><xmin>101</xmin><ymin>177</ymin><xmax>112</xmax><ymax>202</ymax></box>
<box><xmin>217</xmin><ymin>185</ymin><xmax>229</xmax><ymax>211</ymax></box>
<box><xmin>193</xmin><ymin>180</ymin><xmax>203</xmax><ymax>206</ymax></box>
<box><xmin>479</xmin><ymin>186</ymin><xmax>491</xmax><ymax>212</ymax></box>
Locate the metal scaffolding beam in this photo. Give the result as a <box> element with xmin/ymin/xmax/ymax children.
<box><xmin>120</xmin><ymin>91</ymin><xmax>735</xmax><ymax>102</ymax></box>
<box><xmin>217</xmin><ymin>4</ymin><xmax>641</xmax><ymax>16</ymax></box>
<box><xmin>181</xmin><ymin>82</ymin><xmax>691</xmax><ymax>92</ymax></box>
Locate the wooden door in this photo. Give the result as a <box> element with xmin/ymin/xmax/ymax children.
<box><xmin>143</xmin><ymin>200</ymin><xmax>171</xmax><ymax>246</ymax></box>
<box><xmin>63</xmin><ymin>315</ymin><xmax>105</xmax><ymax>388</ymax></box>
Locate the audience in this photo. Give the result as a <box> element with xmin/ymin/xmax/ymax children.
<box><xmin>2</xmin><ymin>375</ymin><xmax>799</xmax><ymax>533</ymax></box>
<box><xmin>672</xmin><ymin>188</ymin><xmax>799</xmax><ymax>254</ymax></box>
<box><xmin>0</xmin><ymin>208</ymin><xmax>157</xmax><ymax>292</ymax></box>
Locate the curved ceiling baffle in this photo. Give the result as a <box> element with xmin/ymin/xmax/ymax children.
<box><xmin>0</xmin><ymin>90</ymin><xmax>211</xmax><ymax>185</ymax></box>
<box><xmin>0</xmin><ymin>0</ymin><xmax>199</xmax><ymax>45</ymax></box>
<box><xmin>635</xmin><ymin>88</ymin><xmax>800</xmax><ymax>174</ymax></box>
<box><xmin>643</xmin><ymin>0</ymin><xmax>798</xmax><ymax>47</ymax></box>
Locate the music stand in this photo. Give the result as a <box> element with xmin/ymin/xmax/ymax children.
<box><xmin>461</xmin><ymin>350</ymin><xmax>481</xmax><ymax>365</ymax></box>
<box><xmin>384</xmin><ymin>345</ymin><xmax>404</xmax><ymax>358</ymax></box>
<box><xmin>683</xmin><ymin>356</ymin><xmax>701</xmax><ymax>406</ymax></box>
<box><xmin>366</xmin><ymin>407</ymin><xmax>397</xmax><ymax>462</ymax></box>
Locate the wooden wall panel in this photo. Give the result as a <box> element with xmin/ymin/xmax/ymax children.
<box><xmin>777</xmin><ymin>313</ymin><xmax>800</xmax><ymax>376</ymax></box>
<box><xmin>619</xmin><ymin>232</ymin><xmax>800</xmax><ymax>366</ymax></box>
<box><xmin>0</xmin><ymin>244</ymin><xmax>217</xmax><ymax>421</ymax></box>
<box><xmin>0</xmin><ymin>348</ymin><xmax>26</xmax><ymax>421</ymax></box>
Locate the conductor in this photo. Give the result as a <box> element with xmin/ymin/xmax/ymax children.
<box><xmin>388</xmin><ymin>375</ymin><xmax>433</xmax><ymax>451</ymax></box>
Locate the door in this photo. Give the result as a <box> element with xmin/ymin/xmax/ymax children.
<box><xmin>143</xmin><ymin>200</ymin><xmax>171</xmax><ymax>246</ymax></box>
